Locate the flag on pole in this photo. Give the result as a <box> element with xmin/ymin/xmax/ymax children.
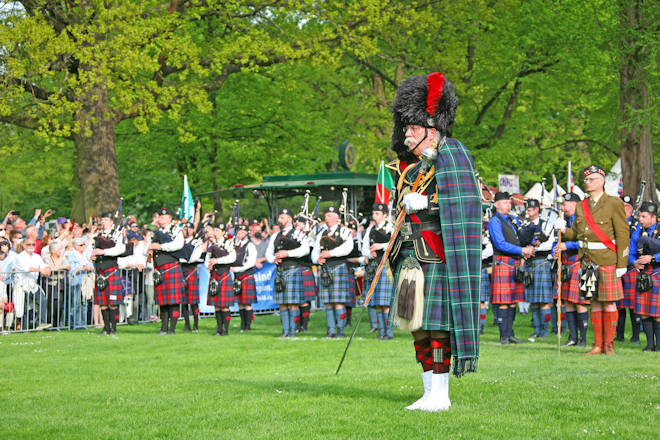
<box><xmin>180</xmin><ymin>175</ymin><xmax>194</xmax><ymax>222</ymax></box>
<box><xmin>567</xmin><ymin>161</ymin><xmax>574</xmax><ymax>192</ymax></box>
<box><xmin>375</xmin><ymin>161</ymin><xmax>395</xmax><ymax>204</ymax></box>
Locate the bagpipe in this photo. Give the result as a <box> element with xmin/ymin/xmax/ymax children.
<box><xmin>95</xmin><ymin>197</ymin><xmax>132</xmax><ymax>291</ymax></box>
<box><xmin>207</xmin><ymin>238</ymin><xmax>232</xmax><ymax>297</ymax></box>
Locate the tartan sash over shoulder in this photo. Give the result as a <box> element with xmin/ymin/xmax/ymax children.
<box><xmin>433</xmin><ymin>138</ymin><xmax>482</xmax><ymax>376</ymax></box>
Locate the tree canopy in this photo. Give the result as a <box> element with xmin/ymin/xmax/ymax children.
<box><xmin>1</xmin><ymin>0</ymin><xmax>657</xmax><ymax>222</ymax></box>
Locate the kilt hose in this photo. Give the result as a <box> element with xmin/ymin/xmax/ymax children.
<box><xmin>618</xmin><ymin>268</ymin><xmax>638</xmax><ymax>309</ymax></box>
<box><xmin>490</xmin><ymin>255</ymin><xmax>524</xmax><ymax>304</ymax></box>
<box><xmin>635</xmin><ymin>267</ymin><xmax>660</xmax><ymax>318</ymax></box>
<box><xmin>524</xmin><ymin>257</ymin><xmax>554</xmax><ymax>303</ymax></box>
<box><xmin>319</xmin><ymin>263</ymin><xmax>353</xmax><ymax>305</ymax></box>
<box><xmin>235</xmin><ymin>272</ymin><xmax>257</xmax><ymax>305</ymax></box>
<box><xmin>589</xmin><ymin>264</ymin><xmax>622</xmax><ymax>303</ymax></box>
<box><xmin>154</xmin><ymin>262</ymin><xmax>185</xmax><ymax>306</ymax></box>
<box><xmin>565</xmin><ymin>261</ymin><xmax>591</xmax><ymax>305</ymax></box>
<box><xmin>275</xmin><ymin>266</ymin><xmax>304</xmax><ymax>305</ymax></box>
<box><xmin>182</xmin><ymin>266</ymin><xmax>200</xmax><ymax>305</ymax></box>
<box><xmin>207</xmin><ymin>269</ymin><xmax>234</xmax><ymax>308</ymax></box>
<box><xmin>94</xmin><ymin>266</ymin><xmax>123</xmax><ymax>306</ymax></box>
<box><xmin>365</xmin><ymin>266</ymin><xmax>393</xmax><ymax>307</ymax></box>
<box><xmin>391</xmin><ymin>248</ymin><xmax>451</xmax><ymax>331</ymax></box>
<box><xmin>301</xmin><ymin>267</ymin><xmax>317</xmax><ymax>302</ymax></box>
<box><xmin>480</xmin><ymin>266</ymin><xmax>491</xmax><ymax>303</ymax></box>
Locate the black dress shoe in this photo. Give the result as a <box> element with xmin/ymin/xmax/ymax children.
<box><xmin>614</xmin><ymin>336</ymin><xmax>625</xmax><ymax>342</ymax></box>
<box><xmin>577</xmin><ymin>338</ymin><xmax>586</xmax><ymax>347</ymax></box>
<box><xmin>100</xmin><ymin>330</ymin><xmax>110</xmax><ymax>336</ymax></box>
<box><xmin>509</xmin><ymin>336</ymin><xmax>525</xmax><ymax>344</ymax></box>
<box><xmin>325</xmin><ymin>330</ymin><xmax>336</xmax><ymax>338</ymax></box>
<box><xmin>630</xmin><ymin>338</ymin><xmax>641</xmax><ymax>344</ymax></box>
<box><xmin>500</xmin><ymin>337</ymin><xmax>510</xmax><ymax>345</ymax></box>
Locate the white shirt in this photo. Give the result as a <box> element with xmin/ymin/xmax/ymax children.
<box><xmin>265</xmin><ymin>226</ymin><xmax>310</xmax><ymax>264</ymax></box>
<box><xmin>204</xmin><ymin>238</ymin><xmax>236</xmax><ymax>266</ymax></box>
<box><xmin>232</xmin><ymin>239</ymin><xmax>257</xmax><ymax>272</ymax></box>
<box><xmin>15</xmin><ymin>251</ymin><xmax>47</xmax><ymax>292</ymax></box>
<box><xmin>311</xmin><ymin>223</ymin><xmax>354</xmax><ymax>264</ymax></box>
<box><xmin>159</xmin><ymin>225</ymin><xmax>184</xmax><ymax>252</ymax></box>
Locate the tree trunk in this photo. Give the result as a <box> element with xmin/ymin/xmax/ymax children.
<box><xmin>70</xmin><ymin>85</ymin><xmax>120</xmax><ymax>222</ymax></box>
<box><xmin>619</xmin><ymin>0</ymin><xmax>657</xmax><ymax>203</ymax></box>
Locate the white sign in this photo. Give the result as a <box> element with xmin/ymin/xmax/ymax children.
<box><xmin>498</xmin><ymin>174</ymin><xmax>520</xmax><ymax>194</ymax></box>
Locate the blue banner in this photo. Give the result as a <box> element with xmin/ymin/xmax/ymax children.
<box><xmin>198</xmin><ymin>263</ymin><xmax>278</xmax><ymax>314</ymax></box>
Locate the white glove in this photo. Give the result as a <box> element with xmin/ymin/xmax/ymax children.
<box><xmin>616</xmin><ymin>268</ymin><xmax>627</xmax><ymax>278</ymax></box>
<box><xmin>555</xmin><ymin>218</ymin><xmax>566</xmax><ymax>232</ymax></box>
<box><xmin>402</xmin><ymin>193</ymin><xmax>428</xmax><ymax>213</ymax></box>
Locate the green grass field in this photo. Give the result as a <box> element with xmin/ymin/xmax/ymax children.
<box><xmin>1</xmin><ymin>310</ymin><xmax>658</xmax><ymax>440</ymax></box>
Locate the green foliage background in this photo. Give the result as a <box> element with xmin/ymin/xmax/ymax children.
<box><xmin>1</xmin><ymin>0</ymin><xmax>658</xmax><ymax>222</ymax></box>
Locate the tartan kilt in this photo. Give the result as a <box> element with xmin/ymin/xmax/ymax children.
<box><xmin>618</xmin><ymin>268</ymin><xmax>637</xmax><ymax>309</ymax></box>
<box><xmin>554</xmin><ymin>253</ymin><xmax>578</xmax><ymax>300</ymax></box>
<box><xmin>274</xmin><ymin>266</ymin><xmax>304</xmax><ymax>305</ymax></box>
<box><xmin>235</xmin><ymin>272</ymin><xmax>257</xmax><ymax>305</ymax></box>
<box><xmin>365</xmin><ymin>267</ymin><xmax>393</xmax><ymax>307</ymax></box>
<box><xmin>207</xmin><ymin>269</ymin><xmax>234</xmax><ymax>308</ymax></box>
<box><xmin>154</xmin><ymin>262</ymin><xmax>185</xmax><ymax>305</ymax></box>
<box><xmin>319</xmin><ymin>263</ymin><xmax>352</xmax><ymax>305</ymax></box>
<box><xmin>565</xmin><ymin>262</ymin><xmax>590</xmax><ymax>305</ymax></box>
<box><xmin>490</xmin><ymin>255</ymin><xmax>524</xmax><ymax>304</ymax></box>
<box><xmin>480</xmin><ymin>266</ymin><xmax>491</xmax><ymax>303</ymax></box>
<box><xmin>634</xmin><ymin>267</ymin><xmax>660</xmax><ymax>318</ymax></box>
<box><xmin>301</xmin><ymin>267</ymin><xmax>317</xmax><ymax>301</ymax></box>
<box><xmin>391</xmin><ymin>247</ymin><xmax>450</xmax><ymax>330</ymax></box>
<box><xmin>592</xmin><ymin>264</ymin><xmax>622</xmax><ymax>302</ymax></box>
<box><xmin>524</xmin><ymin>258</ymin><xmax>554</xmax><ymax>303</ymax></box>
<box><xmin>182</xmin><ymin>266</ymin><xmax>200</xmax><ymax>305</ymax></box>
<box><xmin>94</xmin><ymin>266</ymin><xmax>123</xmax><ymax>306</ymax></box>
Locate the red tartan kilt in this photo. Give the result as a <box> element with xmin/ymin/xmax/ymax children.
<box><xmin>564</xmin><ymin>262</ymin><xmax>590</xmax><ymax>305</ymax></box>
<box><xmin>618</xmin><ymin>269</ymin><xmax>637</xmax><ymax>309</ymax></box>
<box><xmin>634</xmin><ymin>267</ymin><xmax>660</xmax><ymax>317</ymax></box>
<box><xmin>235</xmin><ymin>272</ymin><xmax>257</xmax><ymax>305</ymax></box>
<box><xmin>490</xmin><ymin>255</ymin><xmax>524</xmax><ymax>304</ymax></box>
<box><xmin>207</xmin><ymin>270</ymin><xmax>234</xmax><ymax>308</ymax></box>
<box><xmin>301</xmin><ymin>267</ymin><xmax>316</xmax><ymax>300</ymax></box>
<box><xmin>182</xmin><ymin>267</ymin><xmax>200</xmax><ymax>305</ymax></box>
<box><xmin>154</xmin><ymin>262</ymin><xmax>185</xmax><ymax>305</ymax></box>
<box><xmin>594</xmin><ymin>264</ymin><xmax>622</xmax><ymax>302</ymax></box>
<box><xmin>94</xmin><ymin>266</ymin><xmax>123</xmax><ymax>306</ymax></box>
<box><xmin>554</xmin><ymin>253</ymin><xmax>578</xmax><ymax>300</ymax></box>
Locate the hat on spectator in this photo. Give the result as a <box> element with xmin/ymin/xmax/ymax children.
<box><xmin>493</xmin><ymin>192</ymin><xmax>511</xmax><ymax>202</ymax></box>
<box><xmin>563</xmin><ymin>192</ymin><xmax>581</xmax><ymax>203</ymax></box>
<box><xmin>251</xmin><ymin>219</ymin><xmax>259</xmax><ymax>225</ymax></box>
<box><xmin>58</xmin><ymin>217</ymin><xmax>69</xmax><ymax>224</ymax></box>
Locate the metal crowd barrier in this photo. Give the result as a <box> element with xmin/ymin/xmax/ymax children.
<box><xmin>0</xmin><ymin>268</ymin><xmax>158</xmax><ymax>334</ymax></box>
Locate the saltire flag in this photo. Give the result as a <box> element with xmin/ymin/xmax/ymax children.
<box><xmin>180</xmin><ymin>174</ymin><xmax>194</xmax><ymax>222</ymax></box>
<box><xmin>567</xmin><ymin>161</ymin><xmax>574</xmax><ymax>192</ymax></box>
<box><xmin>375</xmin><ymin>160</ymin><xmax>395</xmax><ymax>204</ymax></box>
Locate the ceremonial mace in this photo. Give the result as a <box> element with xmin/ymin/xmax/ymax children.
<box><xmin>336</xmin><ymin>147</ymin><xmax>438</xmax><ymax>375</ymax></box>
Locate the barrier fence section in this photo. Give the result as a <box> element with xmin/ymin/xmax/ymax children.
<box><xmin>0</xmin><ymin>263</ymin><xmax>288</xmax><ymax>334</ymax></box>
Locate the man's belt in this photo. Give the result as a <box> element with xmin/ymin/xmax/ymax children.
<box><xmin>323</xmin><ymin>258</ymin><xmax>347</xmax><ymax>267</ymax></box>
<box><xmin>400</xmin><ymin>221</ymin><xmax>442</xmax><ymax>242</ymax></box>
<box><xmin>579</xmin><ymin>240</ymin><xmax>616</xmax><ymax>250</ymax></box>
<box><xmin>533</xmin><ymin>251</ymin><xmax>551</xmax><ymax>259</ymax></box>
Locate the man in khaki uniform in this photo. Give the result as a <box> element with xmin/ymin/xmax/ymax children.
<box><xmin>561</xmin><ymin>165</ymin><xmax>629</xmax><ymax>355</ymax></box>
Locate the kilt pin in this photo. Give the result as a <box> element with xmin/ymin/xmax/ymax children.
<box><xmin>207</xmin><ymin>269</ymin><xmax>234</xmax><ymax>308</ymax></box>
<box><xmin>181</xmin><ymin>265</ymin><xmax>200</xmax><ymax>305</ymax></box>
<box><xmin>635</xmin><ymin>266</ymin><xmax>660</xmax><ymax>318</ymax></box>
<box><xmin>490</xmin><ymin>255</ymin><xmax>524</xmax><ymax>304</ymax></box>
<box><xmin>94</xmin><ymin>266</ymin><xmax>123</xmax><ymax>306</ymax></box>
<box><xmin>235</xmin><ymin>272</ymin><xmax>257</xmax><ymax>305</ymax></box>
<box><xmin>154</xmin><ymin>262</ymin><xmax>185</xmax><ymax>305</ymax></box>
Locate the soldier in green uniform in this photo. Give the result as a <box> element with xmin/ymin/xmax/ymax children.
<box><xmin>560</xmin><ymin>165</ymin><xmax>629</xmax><ymax>355</ymax></box>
